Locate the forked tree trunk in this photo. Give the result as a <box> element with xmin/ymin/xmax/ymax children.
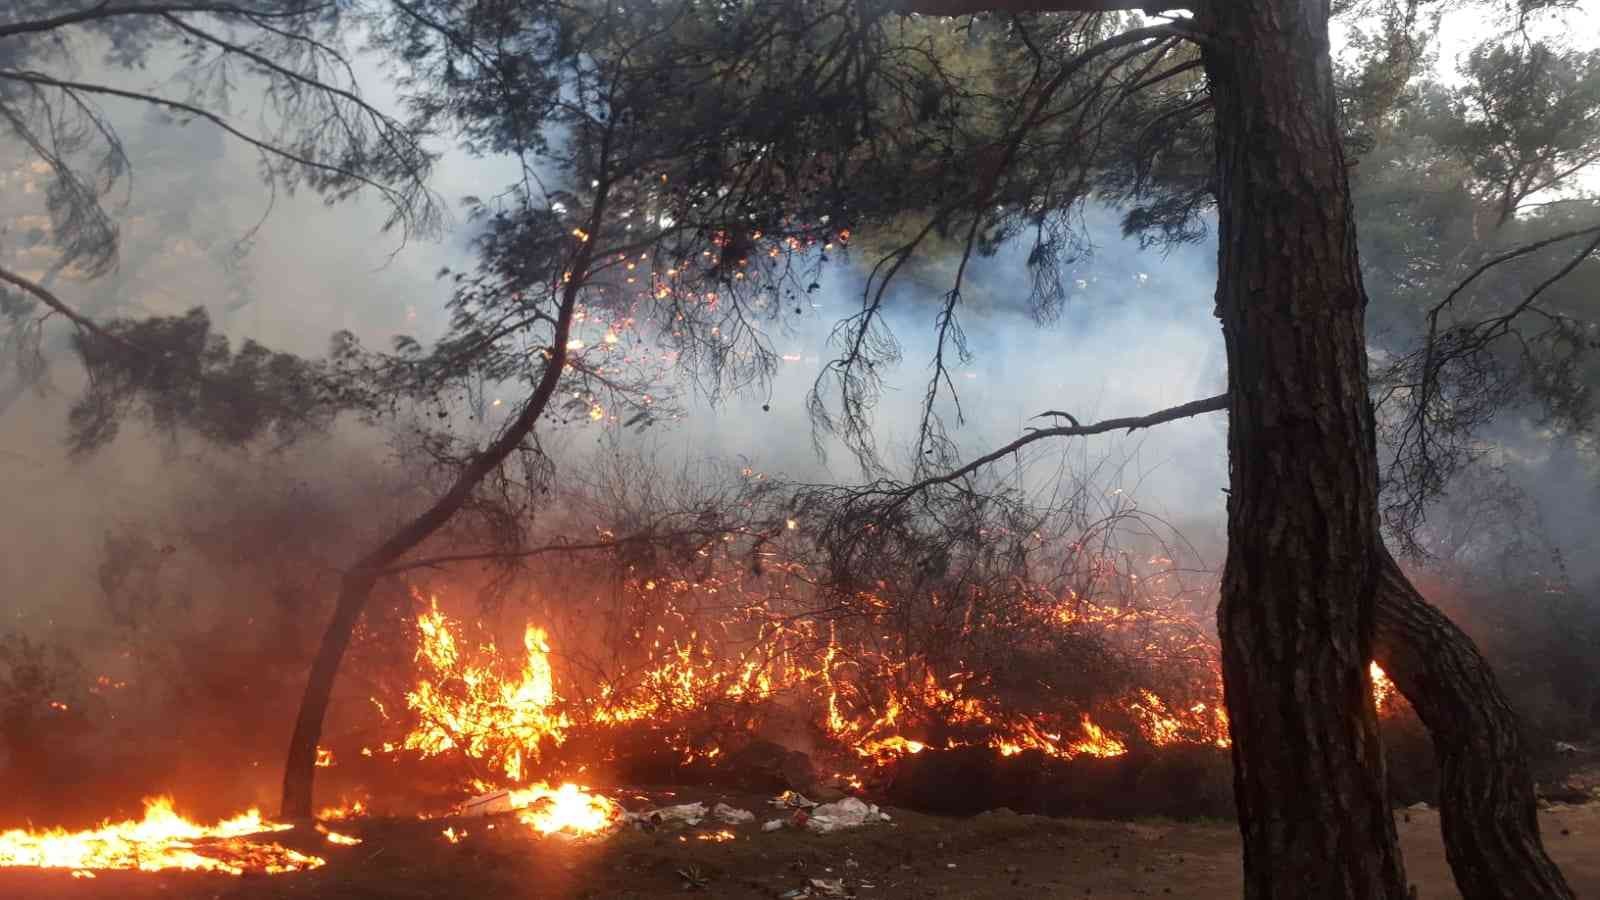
<box><xmin>1203</xmin><ymin>0</ymin><xmax>1407</xmax><ymax>896</ymax></box>
<box><xmin>1372</xmin><ymin>552</ymin><xmax>1575</xmax><ymax>900</ymax></box>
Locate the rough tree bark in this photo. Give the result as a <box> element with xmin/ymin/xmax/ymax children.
<box><xmin>1372</xmin><ymin>551</ymin><xmax>1576</xmax><ymax>900</ymax></box>
<box><xmin>278</xmin><ymin>180</ymin><xmax>610</xmax><ymax>820</ymax></box>
<box><xmin>1202</xmin><ymin>0</ymin><xmax>1408</xmax><ymax>895</ymax></box>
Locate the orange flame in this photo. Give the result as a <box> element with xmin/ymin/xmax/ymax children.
<box><xmin>510</xmin><ymin>783</ymin><xmax>622</xmax><ymax>837</ymax></box>
<box><xmin>391</xmin><ymin>599</ymin><xmax>570</xmax><ymax>782</ymax></box>
<box><xmin>1370</xmin><ymin>661</ymin><xmax>1397</xmax><ymax>713</ymax></box>
<box><xmin>0</xmin><ymin>798</ymin><xmax>323</xmax><ymax>875</ymax></box>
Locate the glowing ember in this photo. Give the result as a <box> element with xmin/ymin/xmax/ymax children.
<box><xmin>0</xmin><ymin>798</ymin><xmax>323</xmax><ymax>875</ymax></box>
<box><xmin>315</xmin><ymin>746</ymin><xmax>336</xmax><ymax>767</ymax></box>
<box><xmin>316</xmin><ymin>799</ymin><xmax>366</xmax><ymax>821</ymax></box>
<box><xmin>442</xmin><ymin>826</ymin><xmax>467</xmax><ymax>844</ymax></box>
<box><xmin>314</xmin><ymin>824</ymin><xmax>362</xmax><ymax>846</ymax></box>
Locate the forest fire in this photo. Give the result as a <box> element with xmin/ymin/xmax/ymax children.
<box><xmin>369</xmin><ymin>587</ymin><xmax>1254</xmax><ymax>794</ymax></box>
<box><xmin>0</xmin><ymin>798</ymin><xmax>322</xmax><ymax>876</ymax></box>
<box><xmin>361</xmin><ymin>570</ymin><xmax>1410</xmax><ymax>803</ymax></box>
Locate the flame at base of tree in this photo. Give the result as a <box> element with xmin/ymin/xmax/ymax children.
<box><xmin>0</xmin><ymin>798</ymin><xmax>323</xmax><ymax>875</ymax></box>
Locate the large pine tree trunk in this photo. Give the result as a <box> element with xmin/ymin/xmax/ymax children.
<box><xmin>1203</xmin><ymin>0</ymin><xmax>1407</xmax><ymax>895</ymax></box>
<box><xmin>1372</xmin><ymin>553</ymin><xmax>1575</xmax><ymax>899</ymax></box>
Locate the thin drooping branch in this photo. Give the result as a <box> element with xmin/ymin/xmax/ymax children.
<box><xmin>816</xmin><ymin>21</ymin><xmax>1194</xmax><ymax>468</ymax></box>
<box><xmin>0</xmin><ymin>262</ymin><xmax>135</xmax><ymax>351</ymax></box>
<box><xmin>1422</xmin><ymin>221</ymin><xmax>1600</xmax><ymax>336</ymax></box>
<box><xmin>0</xmin><ymin>2</ymin><xmax>331</xmax><ymax>39</ymax></box>
<box><xmin>1389</xmin><ymin>221</ymin><xmax>1600</xmax><ymax>531</ymax></box>
<box><xmin>0</xmin><ymin>69</ymin><xmax>430</xmax><ymax>231</ymax></box>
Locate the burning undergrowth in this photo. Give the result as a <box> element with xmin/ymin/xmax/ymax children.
<box><xmin>331</xmin><ymin>494</ymin><xmax>1245</xmax><ymax>821</ymax></box>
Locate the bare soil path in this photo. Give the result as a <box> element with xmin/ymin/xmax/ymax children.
<box><xmin>3</xmin><ymin>801</ymin><xmax>1595</xmax><ymax>898</ymax></box>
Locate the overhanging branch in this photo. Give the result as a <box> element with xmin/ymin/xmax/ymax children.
<box><xmin>898</xmin><ymin>0</ymin><xmax>1189</xmax><ymax>15</ymax></box>
<box><xmin>380</xmin><ymin>528</ymin><xmax>742</xmax><ymax>576</ymax></box>
<box><xmin>873</xmin><ymin>392</ymin><xmax>1228</xmax><ymax>513</ymax></box>
<box><xmin>0</xmin><ymin>263</ymin><xmax>135</xmax><ymax>350</ymax></box>
<box><xmin>0</xmin><ymin>2</ymin><xmax>331</xmax><ymax>39</ymax></box>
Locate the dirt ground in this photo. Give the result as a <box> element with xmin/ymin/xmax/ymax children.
<box><xmin>3</xmin><ymin>795</ymin><xmax>1596</xmax><ymax>899</ymax></box>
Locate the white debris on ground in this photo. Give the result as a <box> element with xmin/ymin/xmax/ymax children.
<box><xmin>803</xmin><ymin>797</ymin><xmax>891</xmax><ymax>834</ymax></box>
<box><xmin>713</xmin><ymin>802</ymin><xmax>756</xmax><ymax>825</ymax></box>
<box><xmin>458</xmin><ymin>789</ymin><xmax>518</xmax><ymax>818</ymax></box>
<box><xmin>624</xmin><ymin>801</ymin><xmax>709</xmax><ymax>828</ymax></box>
<box><xmin>782</xmin><ymin>877</ymin><xmax>850</xmax><ymax>898</ymax></box>
<box><xmin>458</xmin><ymin>788</ymin><xmax>890</xmax><ymax>842</ymax></box>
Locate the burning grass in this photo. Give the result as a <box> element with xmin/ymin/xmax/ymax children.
<box><xmin>367</xmin><ymin>589</ymin><xmax>1234</xmax><ymax>791</ymax></box>
<box><xmin>0</xmin><ymin>798</ymin><xmax>322</xmax><ymax>876</ymax></box>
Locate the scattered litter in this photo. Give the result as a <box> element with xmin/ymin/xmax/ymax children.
<box><xmin>804</xmin><ymin>798</ymin><xmax>890</xmax><ymax>834</ymax></box>
<box><xmin>772</xmin><ymin>790</ymin><xmax>818</xmax><ymax>809</ymax></box>
<box><xmin>625</xmin><ymin>801</ymin><xmax>708</xmax><ymax>829</ymax></box>
<box><xmin>657</xmin><ymin>802</ymin><xmax>709</xmax><ymax>825</ymax></box>
<box><xmin>1555</xmin><ymin>742</ymin><xmax>1580</xmax><ymax>755</ymax></box>
<box><xmin>763</xmin><ymin>819</ymin><xmax>785</xmax><ymax>832</ymax></box>
<box><xmin>1407</xmin><ymin>802</ymin><xmax>1430</xmax><ymax>812</ymax></box>
<box><xmin>713</xmin><ymin>803</ymin><xmax>756</xmax><ymax>825</ymax></box>
<box><xmin>782</xmin><ymin>877</ymin><xmax>851</xmax><ymax>898</ymax></box>
<box><xmin>459</xmin><ymin>789</ymin><xmax>517</xmax><ymax>818</ymax></box>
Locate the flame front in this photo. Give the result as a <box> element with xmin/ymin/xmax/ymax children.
<box><xmin>0</xmin><ymin>797</ymin><xmax>323</xmax><ymax>875</ymax></box>
<box><xmin>395</xmin><ymin>600</ymin><xmax>571</xmax><ymax>782</ymax></box>
<box><xmin>379</xmin><ymin>580</ymin><xmax>1401</xmax><ymax>791</ymax></box>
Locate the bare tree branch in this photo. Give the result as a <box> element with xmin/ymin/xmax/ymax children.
<box><xmin>0</xmin><ymin>2</ymin><xmax>332</xmax><ymax>39</ymax></box>
<box><xmin>899</xmin><ymin>0</ymin><xmax>1190</xmax><ymax>15</ymax></box>
<box><xmin>908</xmin><ymin>392</ymin><xmax>1226</xmax><ymax>493</ymax></box>
<box><xmin>379</xmin><ymin>527</ymin><xmax>746</xmax><ymax>576</ymax></box>
<box><xmin>0</xmin><ymin>262</ymin><xmax>135</xmax><ymax>350</ymax></box>
<box><xmin>0</xmin><ymin>68</ymin><xmax>433</xmax><ymax>235</ymax></box>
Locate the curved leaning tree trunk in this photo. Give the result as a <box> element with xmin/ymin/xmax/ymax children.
<box><xmin>278</xmin><ymin>193</ymin><xmax>608</xmax><ymax>820</ymax></box>
<box><xmin>1372</xmin><ymin>552</ymin><xmax>1575</xmax><ymax>900</ymax></box>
